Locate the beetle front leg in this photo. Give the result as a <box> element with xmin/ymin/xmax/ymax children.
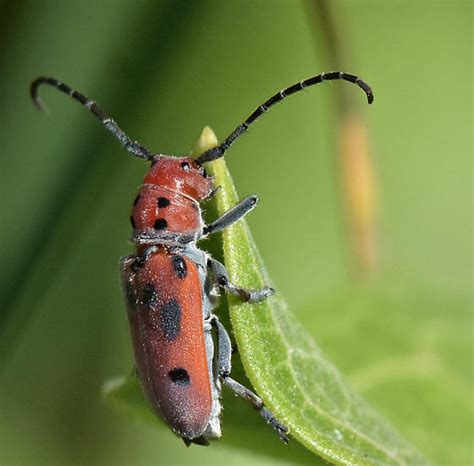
<box><xmin>203</xmin><ymin>195</ymin><xmax>258</xmax><ymax>236</ymax></box>
<box><xmin>208</xmin><ymin>257</ymin><xmax>274</xmax><ymax>303</ymax></box>
<box><xmin>135</xmin><ymin>193</ymin><xmax>257</xmax><ymax>244</ymax></box>
<box><xmin>211</xmin><ymin>317</ymin><xmax>289</xmax><ymax>443</ymax></box>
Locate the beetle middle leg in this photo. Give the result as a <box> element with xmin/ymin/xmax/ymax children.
<box><xmin>208</xmin><ymin>257</ymin><xmax>274</xmax><ymax>303</ymax></box>
<box><xmin>211</xmin><ymin>317</ymin><xmax>289</xmax><ymax>443</ymax></box>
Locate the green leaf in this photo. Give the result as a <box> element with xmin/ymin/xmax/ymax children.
<box><xmin>105</xmin><ymin>127</ymin><xmax>428</xmax><ymax>465</ymax></box>
<box><xmin>302</xmin><ymin>282</ymin><xmax>472</xmax><ymax>466</ymax></box>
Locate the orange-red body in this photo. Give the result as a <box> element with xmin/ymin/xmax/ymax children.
<box><xmin>121</xmin><ymin>251</ymin><xmax>213</xmax><ymax>439</ymax></box>
<box><xmin>130</xmin><ymin>158</ymin><xmax>212</xmax><ymax>242</ymax></box>
<box><xmin>121</xmin><ymin>156</ymin><xmax>221</xmax><ymax>444</ymax></box>
<box><xmin>132</xmin><ymin>185</ymin><xmax>201</xmax><ymax>236</ymax></box>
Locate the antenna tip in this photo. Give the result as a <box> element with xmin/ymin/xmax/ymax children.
<box><xmin>30</xmin><ymin>78</ymin><xmax>46</xmax><ymax>112</ymax></box>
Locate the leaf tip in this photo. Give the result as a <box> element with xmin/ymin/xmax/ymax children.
<box><xmin>190</xmin><ymin>126</ymin><xmax>219</xmax><ymax>157</ymax></box>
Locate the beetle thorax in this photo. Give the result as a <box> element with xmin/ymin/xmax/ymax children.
<box><xmin>130</xmin><ymin>156</ymin><xmax>213</xmax><ymax>243</ymax></box>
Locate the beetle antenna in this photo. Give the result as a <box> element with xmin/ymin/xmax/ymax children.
<box><xmin>195</xmin><ymin>71</ymin><xmax>373</xmax><ymax>165</ymax></box>
<box><xmin>30</xmin><ymin>77</ymin><xmax>154</xmax><ymax>161</ymax></box>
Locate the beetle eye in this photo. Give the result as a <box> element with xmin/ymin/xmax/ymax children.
<box><xmin>180</xmin><ymin>161</ymin><xmax>191</xmax><ymax>171</ymax></box>
<box><xmin>201</xmin><ymin>168</ymin><xmax>208</xmax><ymax>178</ymax></box>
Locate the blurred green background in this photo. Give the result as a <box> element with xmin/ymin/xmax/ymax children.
<box><xmin>0</xmin><ymin>1</ymin><xmax>471</xmax><ymax>465</ymax></box>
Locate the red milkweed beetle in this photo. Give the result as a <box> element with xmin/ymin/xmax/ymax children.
<box><xmin>30</xmin><ymin>72</ymin><xmax>373</xmax><ymax>446</ymax></box>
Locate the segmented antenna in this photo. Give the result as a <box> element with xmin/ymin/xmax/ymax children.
<box><xmin>195</xmin><ymin>71</ymin><xmax>373</xmax><ymax>165</ymax></box>
<box><xmin>30</xmin><ymin>77</ymin><xmax>153</xmax><ymax>160</ymax></box>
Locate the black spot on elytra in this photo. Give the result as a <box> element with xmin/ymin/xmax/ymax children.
<box><xmin>168</xmin><ymin>367</ymin><xmax>190</xmax><ymax>386</ymax></box>
<box><xmin>124</xmin><ymin>280</ymin><xmax>138</xmax><ymax>310</ymax></box>
<box><xmin>130</xmin><ymin>215</ymin><xmax>136</xmax><ymax>229</ymax></box>
<box><xmin>172</xmin><ymin>255</ymin><xmax>187</xmax><ymax>279</ymax></box>
<box><xmin>157</xmin><ymin>197</ymin><xmax>170</xmax><ymax>208</ymax></box>
<box><xmin>133</xmin><ymin>194</ymin><xmax>141</xmax><ymax>206</ymax></box>
<box><xmin>160</xmin><ymin>298</ymin><xmax>181</xmax><ymax>340</ymax></box>
<box><xmin>154</xmin><ymin>218</ymin><xmax>168</xmax><ymax>230</ymax></box>
<box><xmin>142</xmin><ymin>282</ymin><xmax>158</xmax><ymax>308</ymax></box>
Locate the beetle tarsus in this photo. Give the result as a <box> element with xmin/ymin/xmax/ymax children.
<box><xmin>260</xmin><ymin>405</ymin><xmax>290</xmax><ymax>444</ymax></box>
<box><xmin>221</xmin><ymin>375</ymin><xmax>290</xmax><ymax>444</ymax></box>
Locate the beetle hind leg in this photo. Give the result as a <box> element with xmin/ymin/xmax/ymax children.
<box><xmin>222</xmin><ymin>376</ymin><xmax>289</xmax><ymax>444</ymax></box>
<box><xmin>211</xmin><ymin>317</ymin><xmax>289</xmax><ymax>444</ymax></box>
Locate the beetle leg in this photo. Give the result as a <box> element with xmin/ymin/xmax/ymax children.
<box><xmin>211</xmin><ymin>317</ymin><xmax>289</xmax><ymax>443</ymax></box>
<box><xmin>222</xmin><ymin>376</ymin><xmax>290</xmax><ymax>444</ymax></box>
<box><xmin>211</xmin><ymin>317</ymin><xmax>232</xmax><ymax>374</ymax></box>
<box><xmin>203</xmin><ymin>185</ymin><xmax>222</xmax><ymax>201</ymax></box>
<box><xmin>202</xmin><ymin>195</ymin><xmax>258</xmax><ymax>236</ymax></box>
<box><xmin>208</xmin><ymin>257</ymin><xmax>274</xmax><ymax>303</ymax></box>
